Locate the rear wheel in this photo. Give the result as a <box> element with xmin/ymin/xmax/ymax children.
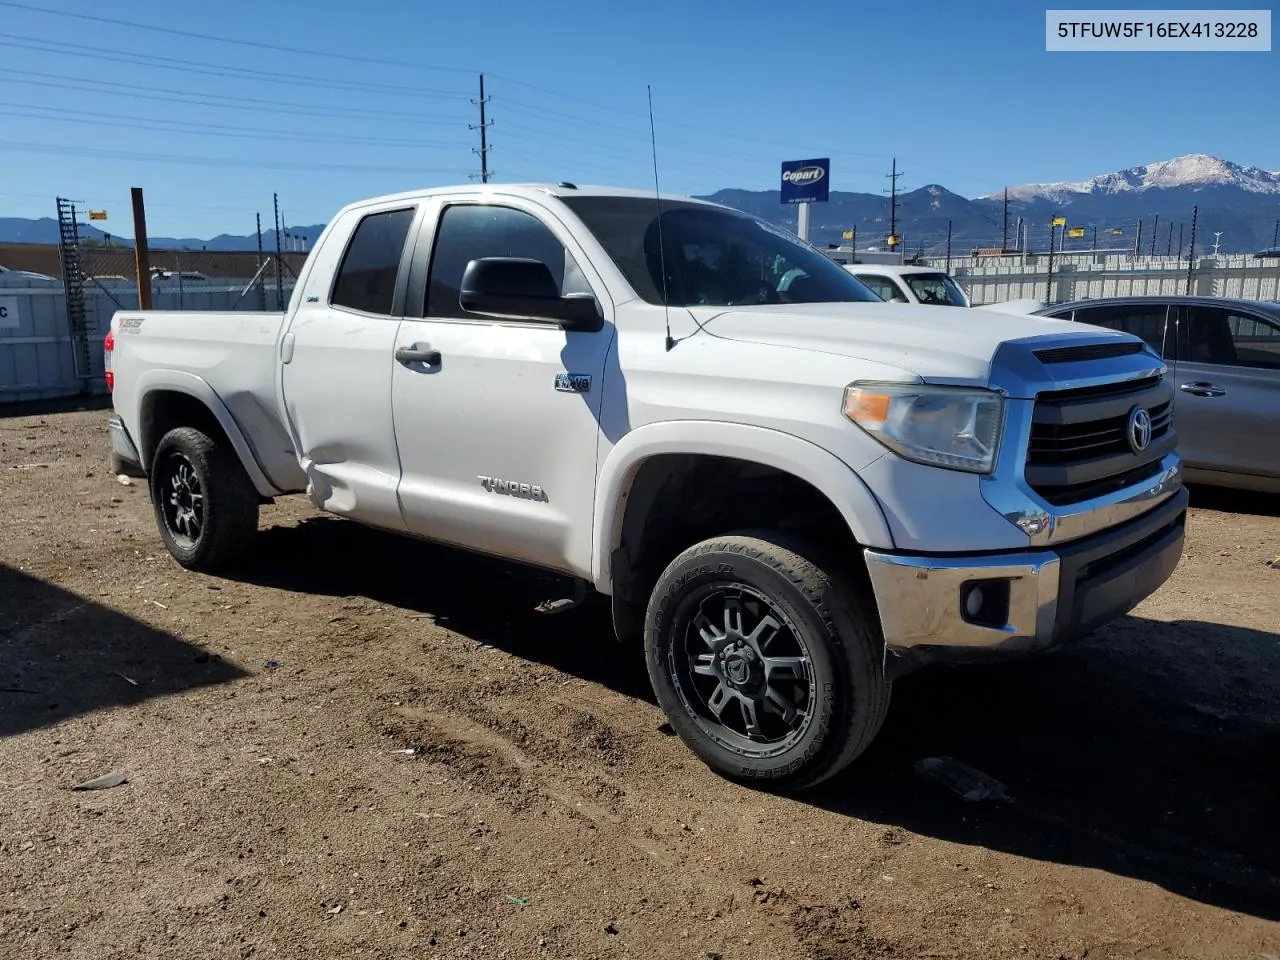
<box><xmin>644</xmin><ymin>530</ymin><xmax>890</xmax><ymax>791</ymax></box>
<box><xmin>149</xmin><ymin>426</ymin><xmax>259</xmax><ymax>572</ymax></box>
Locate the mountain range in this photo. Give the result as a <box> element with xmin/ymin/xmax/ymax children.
<box><xmin>2</xmin><ymin>154</ymin><xmax>1278</xmax><ymax>256</ymax></box>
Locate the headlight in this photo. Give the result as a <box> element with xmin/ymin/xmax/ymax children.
<box><xmin>843</xmin><ymin>382</ymin><xmax>1004</xmax><ymax>474</ymax></box>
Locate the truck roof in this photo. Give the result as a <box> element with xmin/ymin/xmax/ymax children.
<box><xmin>335</xmin><ymin>182</ymin><xmax>733</xmax><ymax>213</ymax></box>
<box><xmin>847</xmin><ymin>264</ymin><xmax>950</xmax><ymax>277</ymax></box>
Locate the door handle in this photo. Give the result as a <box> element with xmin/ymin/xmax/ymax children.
<box><xmin>395</xmin><ymin>343</ymin><xmax>441</xmax><ymax>366</ymax></box>
<box><xmin>1179</xmin><ymin>381</ymin><xmax>1225</xmax><ymax>398</ymax></box>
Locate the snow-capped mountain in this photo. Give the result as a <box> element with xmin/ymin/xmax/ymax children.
<box><xmin>989</xmin><ymin>154</ymin><xmax>1280</xmax><ymax>203</ymax></box>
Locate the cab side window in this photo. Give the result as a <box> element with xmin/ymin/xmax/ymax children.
<box><xmin>1072</xmin><ymin>304</ymin><xmax>1169</xmax><ymax>356</ymax></box>
<box><xmin>330</xmin><ymin>207</ymin><xmax>416</xmax><ymax>316</ymax></box>
<box><xmin>1180</xmin><ymin>306</ymin><xmax>1280</xmax><ymax>370</ymax></box>
<box><xmin>425</xmin><ymin>204</ymin><xmax>589</xmax><ymax>319</ymax></box>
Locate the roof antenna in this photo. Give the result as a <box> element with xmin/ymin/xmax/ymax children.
<box><xmin>647</xmin><ymin>84</ymin><xmax>675</xmax><ymax>351</ymax></box>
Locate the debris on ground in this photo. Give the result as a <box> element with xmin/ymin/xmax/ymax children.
<box><xmin>112</xmin><ymin>671</ymin><xmax>139</xmax><ymax>687</ymax></box>
<box><xmin>914</xmin><ymin>757</ymin><xmax>1014</xmax><ymax>802</ymax></box>
<box><xmin>116</xmin><ymin>475</ymin><xmax>132</xmax><ymax>485</ymax></box>
<box><xmin>71</xmin><ymin>771</ymin><xmax>128</xmax><ymax>791</ymax></box>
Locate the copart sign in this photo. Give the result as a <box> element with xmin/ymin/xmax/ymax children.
<box><xmin>0</xmin><ymin>296</ymin><xmax>19</xmax><ymax>329</ymax></box>
<box><xmin>780</xmin><ymin>158</ymin><xmax>830</xmax><ymax>205</ymax></box>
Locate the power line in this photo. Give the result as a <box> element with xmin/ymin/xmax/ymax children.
<box><xmin>0</xmin><ymin>67</ymin><xmax>470</xmax><ymax>124</ymax></box>
<box><xmin>0</xmin><ymin>35</ymin><xmax>473</xmax><ymax>99</ymax></box>
<box><xmin>0</xmin><ymin>101</ymin><xmax>471</xmax><ymax>150</ymax></box>
<box><xmin>0</xmin><ymin>0</ymin><xmax>477</xmax><ymax>74</ymax></box>
<box><xmin>0</xmin><ymin>139</ymin><xmax>468</xmax><ymax>175</ymax></box>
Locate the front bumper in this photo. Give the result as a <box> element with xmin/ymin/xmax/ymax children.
<box><xmin>863</xmin><ymin>487</ymin><xmax>1187</xmax><ymax>674</ymax></box>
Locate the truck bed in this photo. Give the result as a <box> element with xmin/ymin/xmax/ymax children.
<box><xmin>109</xmin><ymin>310</ymin><xmax>306</xmax><ymax>494</ymax></box>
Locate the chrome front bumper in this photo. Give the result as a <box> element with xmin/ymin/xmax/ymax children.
<box><xmin>863</xmin><ymin>487</ymin><xmax>1188</xmax><ymax>675</ymax></box>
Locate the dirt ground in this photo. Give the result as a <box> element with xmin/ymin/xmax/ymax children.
<box><xmin>2</xmin><ymin>402</ymin><xmax>1278</xmax><ymax>960</ymax></box>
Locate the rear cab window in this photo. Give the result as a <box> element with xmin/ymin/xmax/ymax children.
<box><xmin>330</xmin><ymin>207</ymin><xmax>416</xmax><ymax>316</ymax></box>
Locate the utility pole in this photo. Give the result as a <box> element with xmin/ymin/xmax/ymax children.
<box><xmin>1001</xmin><ymin>187</ymin><xmax>1009</xmax><ymax>251</ymax></box>
<box><xmin>1149</xmin><ymin>214</ymin><xmax>1159</xmax><ymax>257</ymax></box>
<box><xmin>255</xmin><ymin>212</ymin><xmax>266</xmax><ymax>312</ymax></box>
<box><xmin>1134</xmin><ymin>219</ymin><xmax>1143</xmax><ymax>259</ymax></box>
<box><xmin>1045</xmin><ymin>221</ymin><xmax>1056</xmax><ymax>302</ymax></box>
<box><xmin>1091</xmin><ymin>225</ymin><xmax>1097</xmax><ymax>251</ymax></box>
<box><xmin>130</xmin><ymin>187</ymin><xmax>153</xmax><ymax>310</ymax></box>
<box><xmin>1211</xmin><ymin>231</ymin><xmax>1222</xmax><ymax>256</ymax></box>
<box><xmin>1166</xmin><ymin>221</ymin><xmax>1173</xmax><ymax>256</ymax></box>
<box><xmin>470</xmin><ymin>73</ymin><xmax>492</xmax><ymax>183</ymax></box>
<box><xmin>945</xmin><ymin>219</ymin><xmax>953</xmax><ymax>274</ymax></box>
<box><xmin>1274</xmin><ymin>217</ymin><xmax>1279</xmax><ymax>248</ymax></box>
<box><xmin>1185</xmin><ymin>205</ymin><xmax>1198</xmax><ymax>295</ymax></box>
<box><xmin>1178</xmin><ymin>222</ymin><xmax>1184</xmax><ymax>257</ymax></box>
<box><xmin>886</xmin><ymin>158</ymin><xmax>901</xmax><ymax>250</ymax></box>
<box><xmin>273</xmin><ymin>192</ymin><xmax>284</xmax><ymax>311</ymax></box>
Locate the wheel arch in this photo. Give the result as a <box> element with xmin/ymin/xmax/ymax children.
<box><xmin>134</xmin><ymin>370</ymin><xmax>280</xmax><ymax>497</ymax></box>
<box><xmin>593</xmin><ymin>422</ymin><xmax>894</xmax><ymax>643</ymax></box>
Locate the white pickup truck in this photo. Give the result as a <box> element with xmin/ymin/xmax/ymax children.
<box><xmin>105</xmin><ymin>183</ymin><xmax>1188</xmax><ymax>791</ymax></box>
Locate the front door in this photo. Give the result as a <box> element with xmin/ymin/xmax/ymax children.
<box><xmin>390</xmin><ymin>197</ymin><xmax>615</xmax><ymax>577</ymax></box>
<box><xmin>1170</xmin><ymin>304</ymin><xmax>1280</xmax><ymax>480</ymax></box>
<box><xmin>279</xmin><ymin>202</ymin><xmax>419</xmax><ymax>532</ymax></box>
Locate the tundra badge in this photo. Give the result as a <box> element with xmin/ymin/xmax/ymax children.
<box><xmin>478</xmin><ymin>476</ymin><xmax>548</xmax><ymax>501</ymax></box>
<box><xmin>554</xmin><ymin>373</ymin><xmax>591</xmax><ymax>393</ymax></box>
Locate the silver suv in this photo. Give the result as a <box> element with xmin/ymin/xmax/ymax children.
<box><xmin>1035</xmin><ymin>295</ymin><xmax>1280</xmax><ymax>493</ymax></box>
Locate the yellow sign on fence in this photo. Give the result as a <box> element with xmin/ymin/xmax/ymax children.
<box><xmin>1068</xmin><ymin>227</ymin><xmax>1086</xmax><ymax>238</ymax></box>
<box><xmin>88</xmin><ymin>210</ymin><xmax>108</xmax><ymax>221</ymax></box>
<box><xmin>1051</xmin><ymin>216</ymin><xmax>1067</xmax><ymax>227</ymax></box>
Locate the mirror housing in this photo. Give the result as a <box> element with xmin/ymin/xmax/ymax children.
<box><xmin>458</xmin><ymin>257</ymin><xmax>602</xmax><ymax>331</ymax></box>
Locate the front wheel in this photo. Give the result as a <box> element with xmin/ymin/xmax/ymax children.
<box><xmin>149</xmin><ymin>426</ymin><xmax>259</xmax><ymax>572</ymax></box>
<box><xmin>644</xmin><ymin>531</ymin><xmax>890</xmax><ymax>791</ymax></box>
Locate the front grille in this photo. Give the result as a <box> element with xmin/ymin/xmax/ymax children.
<box><xmin>1025</xmin><ymin>373</ymin><xmax>1175</xmax><ymax>505</ymax></box>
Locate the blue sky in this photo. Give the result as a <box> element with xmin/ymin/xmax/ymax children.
<box><xmin>0</xmin><ymin>0</ymin><xmax>1275</xmax><ymax>238</ymax></box>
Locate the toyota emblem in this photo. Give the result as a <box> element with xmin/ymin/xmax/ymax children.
<box><xmin>1127</xmin><ymin>406</ymin><xmax>1153</xmax><ymax>453</ymax></box>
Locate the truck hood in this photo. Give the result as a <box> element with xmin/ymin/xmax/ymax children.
<box><xmin>686</xmin><ymin>301</ymin><xmax>1121</xmax><ymax>384</ymax></box>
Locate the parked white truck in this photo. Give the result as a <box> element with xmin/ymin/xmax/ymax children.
<box><xmin>105</xmin><ymin>183</ymin><xmax>1187</xmax><ymax>791</ymax></box>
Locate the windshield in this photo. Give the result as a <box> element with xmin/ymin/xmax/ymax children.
<box><xmin>559</xmin><ymin>196</ymin><xmax>882</xmax><ymax>307</ymax></box>
<box><xmin>902</xmin><ymin>272</ymin><xmax>968</xmax><ymax>306</ymax></box>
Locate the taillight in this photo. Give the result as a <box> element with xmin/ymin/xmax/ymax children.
<box><xmin>103</xmin><ymin>330</ymin><xmax>115</xmax><ymax>391</ymax></box>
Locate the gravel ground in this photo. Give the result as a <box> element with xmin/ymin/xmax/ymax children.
<box><xmin>2</xmin><ymin>402</ymin><xmax>1278</xmax><ymax>960</ymax></box>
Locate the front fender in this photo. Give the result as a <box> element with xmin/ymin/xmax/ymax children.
<box><xmin>133</xmin><ymin>369</ymin><xmax>281</xmax><ymax>497</ymax></box>
<box><xmin>591</xmin><ymin>420</ymin><xmax>894</xmax><ymax>590</ymax></box>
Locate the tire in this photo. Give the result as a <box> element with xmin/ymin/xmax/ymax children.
<box><xmin>149</xmin><ymin>426</ymin><xmax>259</xmax><ymax>572</ymax></box>
<box><xmin>643</xmin><ymin>530</ymin><xmax>890</xmax><ymax>791</ymax></box>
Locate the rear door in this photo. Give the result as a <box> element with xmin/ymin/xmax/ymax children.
<box><xmin>1169</xmin><ymin>304</ymin><xmax>1280</xmax><ymax>479</ymax></box>
<box><xmin>279</xmin><ymin>202</ymin><xmax>421</xmax><ymax>532</ymax></box>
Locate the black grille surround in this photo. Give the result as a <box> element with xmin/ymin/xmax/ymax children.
<box><xmin>1026</xmin><ymin>373</ymin><xmax>1176</xmax><ymax>506</ymax></box>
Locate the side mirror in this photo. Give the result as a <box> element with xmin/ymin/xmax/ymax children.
<box><xmin>459</xmin><ymin>257</ymin><xmax>602</xmax><ymax>331</ymax></box>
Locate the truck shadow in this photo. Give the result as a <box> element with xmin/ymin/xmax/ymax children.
<box><xmin>227</xmin><ymin>516</ymin><xmax>1279</xmax><ymax>921</ymax></box>
<box><xmin>812</xmin><ymin>616</ymin><xmax>1280</xmax><ymax>922</ymax></box>
<box><xmin>0</xmin><ymin>563</ymin><xmax>247</xmax><ymax>740</ymax></box>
